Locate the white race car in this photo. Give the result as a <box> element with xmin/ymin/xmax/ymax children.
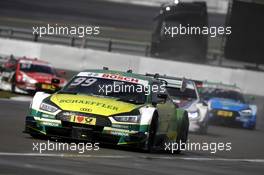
<box><xmin>146</xmin><ymin>74</ymin><xmax>209</xmax><ymax>134</ymax></box>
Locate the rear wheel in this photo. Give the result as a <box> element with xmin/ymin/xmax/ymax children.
<box><xmin>175</xmin><ymin>113</ymin><xmax>189</xmax><ymax>154</ymax></box>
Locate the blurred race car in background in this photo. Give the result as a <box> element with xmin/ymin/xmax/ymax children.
<box><xmin>200</xmin><ymin>82</ymin><xmax>257</xmax><ymax>130</ymax></box>
<box><xmin>146</xmin><ymin>74</ymin><xmax>209</xmax><ymax>134</ymax></box>
<box><xmin>0</xmin><ymin>55</ymin><xmax>67</xmax><ymax>94</ymax></box>
<box><xmin>24</xmin><ymin>69</ymin><xmax>189</xmax><ymax>153</ymax></box>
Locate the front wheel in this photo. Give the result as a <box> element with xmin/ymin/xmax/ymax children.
<box><xmin>146</xmin><ymin>114</ymin><xmax>158</xmax><ymax>153</ymax></box>
<box><xmin>11</xmin><ymin>74</ymin><xmax>17</xmax><ymax>93</ymax></box>
<box><xmin>11</xmin><ymin>83</ymin><xmax>16</xmax><ymax>93</ymax></box>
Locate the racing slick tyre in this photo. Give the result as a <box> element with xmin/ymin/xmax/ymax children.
<box><xmin>248</xmin><ymin>124</ymin><xmax>256</xmax><ymax>130</ymax></box>
<box><xmin>174</xmin><ymin>112</ymin><xmax>189</xmax><ymax>154</ymax></box>
<box><xmin>146</xmin><ymin>113</ymin><xmax>158</xmax><ymax>153</ymax></box>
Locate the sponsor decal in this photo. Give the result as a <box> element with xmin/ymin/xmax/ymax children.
<box><xmin>76</xmin><ymin>72</ymin><xmax>148</xmax><ymax>86</ymax></box>
<box><xmin>34</xmin><ymin>117</ymin><xmax>61</xmax><ymax>125</ymax></box>
<box><xmin>70</xmin><ymin>115</ymin><xmax>96</xmax><ymax>125</ymax></box>
<box><xmin>41</xmin><ymin>113</ymin><xmax>56</xmax><ymax>119</ymax></box>
<box><xmin>110</xmin><ymin>131</ymin><xmax>129</xmax><ymax>136</ymax></box>
<box><xmin>102</xmin><ymin>74</ymin><xmax>139</xmax><ymax>84</ymax></box>
<box><xmin>41</xmin><ymin>121</ymin><xmax>60</xmax><ymax>127</ymax></box>
<box><xmin>41</xmin><ymin>84</ymin><xmax>56</xmax><ymax>91</ymax></box>
<box><xmin>58</xmin><ymin>99</ymin><xmax>119</xmax><ymax>111</ymax></box>
<box><xmin>50</xmin><ymin>94</ymin><xmax>139</xmax><ymax>116</ymax></box>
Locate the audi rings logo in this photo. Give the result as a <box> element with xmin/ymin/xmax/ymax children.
<box><xmin>80</xmin><ymin>108</ymin><xmax>92</xmax><ymax>112</ymax></box>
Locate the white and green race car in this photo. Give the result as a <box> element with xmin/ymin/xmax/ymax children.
<box><xmin>24</xmin><ymin>69</ymin><xmax>189</xmax><ymax>152</ymax></box>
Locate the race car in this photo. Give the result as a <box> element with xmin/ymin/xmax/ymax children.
<box><xmin>201</xmin><ymin>82</ymin><xmax>257</xmax><ymax>129</ymax></box>
<box><xmin>24</xmin><ymin>69</ymin><xmax>189</xmax><ymax>152</ymax></box>
<box><xmin>0</xmin><ymin>56</ymin><xmax>67</xmax><ymax>94</ymax></box>
<box><xmin>146</xmin><ymin>74</ymin><xmax>209</xmax><ymax>134</ymax></box>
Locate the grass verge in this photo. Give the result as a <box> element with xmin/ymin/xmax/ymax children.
<box><xmin>0</xmin><ymin>91</ymin><xmax>17</xmax><ymax>99</ymax></box>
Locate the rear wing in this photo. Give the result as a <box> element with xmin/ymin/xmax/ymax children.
<box><xmin>202</xmin><ymin>81</ymin><xmax>241</xmax><ymax>92</ymax></box>
<box><xmin>145</xmin><ymin>73</ymin><xmax>193</xmax><ymax>92</ymax></box>
<box><xmin>145</xmin><ymin>73</ymin><xmax>202</xmax><ymax>100</ymax></box>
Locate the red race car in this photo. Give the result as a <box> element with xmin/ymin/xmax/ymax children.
<box><xmin>0</xmin><ymin>56</ymin><xmax>67</xmax><ymax>94</ymax></box>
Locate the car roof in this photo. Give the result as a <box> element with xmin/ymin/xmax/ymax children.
<box><xmin>18</xmin><ymin>57</ymin><xmax>50</xmax><ymax>66</ymax></box>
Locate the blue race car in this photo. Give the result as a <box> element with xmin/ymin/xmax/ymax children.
<box><xmin>202</xmin><ymin>88</ymin><xmax>257</xmax><ymax>129</ymax></box>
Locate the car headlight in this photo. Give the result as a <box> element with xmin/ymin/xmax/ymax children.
<box><xmin>208</xmin><ymin>101</ymin><xmax>212</xmax><ymax>110</ymax></box>
<box><xmin>60</xmin><ymin>80</ymin><xmax>68</xmax><ymax>87</ymax></box>
<box><xmin>188</xmin><ymin>111</ymin><xmax>199</xmax><ymax>120</ymax></box>
<box><xmin>239</xmin><ymin>109</ymin><xmax>252</xmax><ymax>117</ymax></box>
<box><xmin>113</xmin><ymin>115</ymin><xmax>141</xmax><ymax>123</ymax></box>
<box><xmin>40</xmin><ymin>103</ymin><xmax>58</xmax><ymax>113</ymax></box>
<box><xmin>28</xmin><ymin>78</ymin><xmax>37</xmax><ymax>84</ymax></box>
<box><xmin>21</xmin><ymin>73</ymin><xmax>37</xmax><ymax>84</ymax></box>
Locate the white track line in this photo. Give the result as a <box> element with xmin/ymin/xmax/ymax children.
<box><xmin>9</xmin><ymin>96</ymin><xmax>32</xmax><ymax>102</ymax></box>
<box><xmin>104</xmin><ymin>0</ymin><xmax>162</xmax><ymax>6</ymax></box>
<box><xmin>0</xmin><ymin>152</ymin><xmax>263</xmax><ymax>163</ymax></box>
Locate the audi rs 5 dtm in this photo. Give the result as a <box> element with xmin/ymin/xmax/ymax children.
<box><xmin>200</xmin><ymin>82</ymin><xmax>257</xmax><ymax>129</ymax></box>
<box><xmin>0</xmin><ymin>56</ymin><xmax>67</xmax><ymax>94</ymax></box>
<box><xmin>24</xmin><ymin>69</ymin><xmax>189</xmax><ymax>152</ymax></box>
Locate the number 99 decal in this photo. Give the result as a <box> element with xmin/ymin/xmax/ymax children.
<box><xmin>70</xmin><ymin>77</ymin><xmax>97</xmax><ymax>87</ymax></box>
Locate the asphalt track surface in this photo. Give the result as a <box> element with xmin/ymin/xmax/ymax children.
<box><xmin>0</xmin><ymin>99</ymin><xmax>264</xmax><ymax>175</ymax></box>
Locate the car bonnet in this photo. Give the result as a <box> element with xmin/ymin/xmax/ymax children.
<box><xmin>50</xmin><ymin>93</ymin><xmax>142</xmax><ymax>116</ymax></box>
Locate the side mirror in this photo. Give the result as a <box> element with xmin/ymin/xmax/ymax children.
<box><xmin>246</xmin><ymin>95</ymin><xmax>255</xmax><ymax>103</ymax></box>
<box><xmin>153</xmin><ymin>93</ymin><xmax>168</xmax><ymax>105</ymax></box>
<box><xmin>152</xmin><ymin>93</ymin><xmax>168</xmax><ymax>105</ymax></box>
<box><xmin>249</xmin><ymin>95</ymin><xmax>255</xmax><ymax>101</ymax></box>
<box><xmin>52</xmin><ymin>78</ymin><xmax>60</xmax><ymax>84</ymax></box>
<box><xmin>157</xmin><ymin>93</ymin><xmax>168</xmax><ymax>100</ymax></box>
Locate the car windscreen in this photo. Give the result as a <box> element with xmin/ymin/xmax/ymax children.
<box><xmin>166</xmin><ymin>86</ymin><xmax>197</xmax><ymax>100</ymax></box>
<box><xmin>201</xmin><ymin>88</ymin><xmax>245</xmax><ymax>103</ymax></box>
<box><xmin>20</xmin><ymin>63</ymin><xmax>55</xmax><ymax>75</ymax></box>
<box><xmin>60</xmin><ymin>77</ymin><xmax>147</xmax><ymax>104</ymax></box>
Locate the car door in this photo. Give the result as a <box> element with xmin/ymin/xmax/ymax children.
<box><xmin>156</xmin><ymin>90</ymin><xmax>177</xmax><ymax>141</ymax></box>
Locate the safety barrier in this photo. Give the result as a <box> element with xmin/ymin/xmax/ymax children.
<box><xmin>0</xmin><ymin>38</ymin><xmax>263</xmax><ymax>96</ymax></box>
